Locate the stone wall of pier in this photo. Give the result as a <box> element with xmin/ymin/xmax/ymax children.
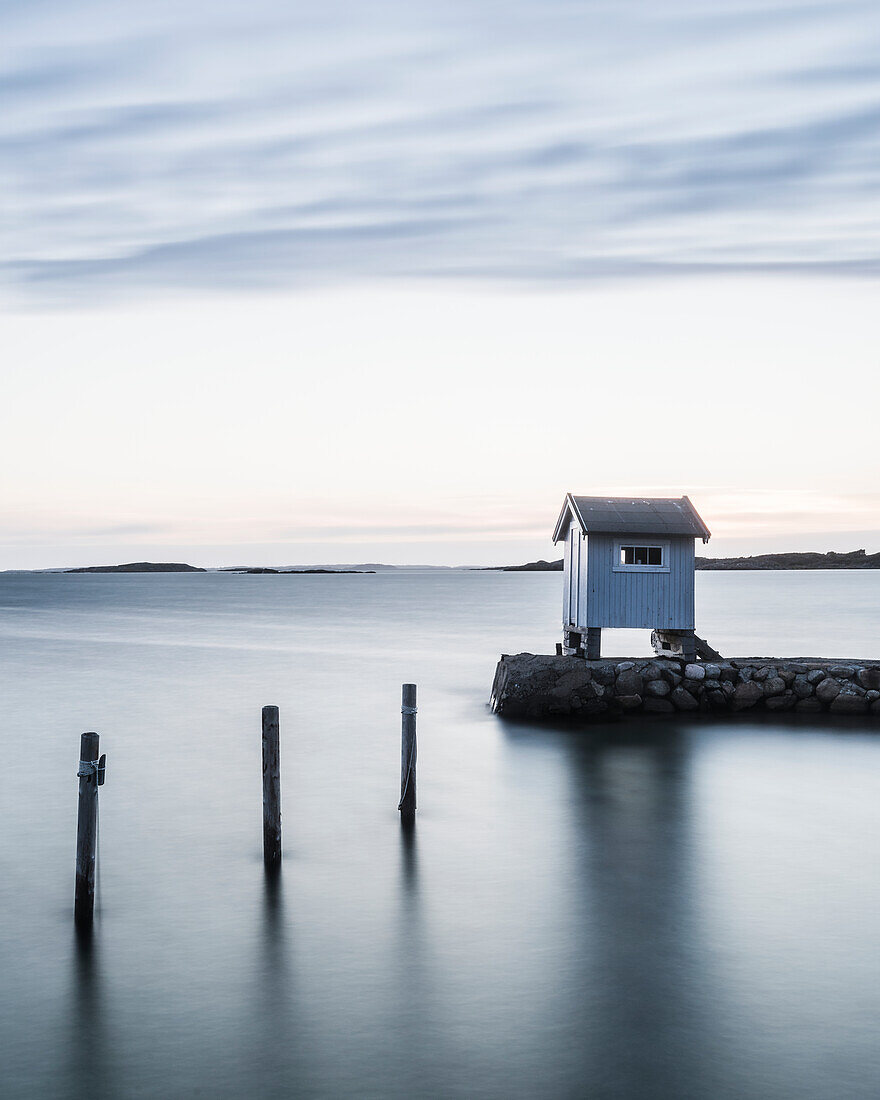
<box><xmin>490</xmin><ymin>654</ymin><xmax>880</xmax><ymax>720</ymax></box>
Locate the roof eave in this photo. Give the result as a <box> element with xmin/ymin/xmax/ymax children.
<box><xmin>681</xmin><ymin>495</ymin><xmax>712</xmax><ymax>542</ymax></box>
<box><xmin>552</xmin><ymin>493</ymin><xmax>584</xmax><ymax>543</ymax></box>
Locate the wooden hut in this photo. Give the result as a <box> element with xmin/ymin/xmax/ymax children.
<box><xmin>551</xmin><ymin>495</ymin><xmax>711</xmax><ymax>661</ymax></box>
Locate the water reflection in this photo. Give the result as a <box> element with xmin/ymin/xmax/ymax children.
<box><xmin>398</xmin><ymin>816</ymin><xmax>418</xmax><ymax>900</ymax></box>
<box><xmin>67</xmin><ymin>928</ymin><xmax>118</xmax><ymax>1099</ymax></box>
<box><xmin>557</xmin><ymin>724</ymin><xmax>747</xmax><ymax>1097</ymax></box>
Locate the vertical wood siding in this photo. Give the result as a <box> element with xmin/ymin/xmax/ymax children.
<box><xmin>577</xmin><ymin>529</ymin><xmax>588</xmax><ymax>628</ymax></box>
<box><xmin>584</xmin><ymin>534</ymin><xmax>694</xmax><ymax>629</ymax></box>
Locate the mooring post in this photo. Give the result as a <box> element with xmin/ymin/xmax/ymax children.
<box><xmin>74</xmin><ymin>732</ymin><xmax>102</xmax><ymax>929</ymax></box>
<box><xmin>262</xmin><ymin>705</ymin><xmax>281</xmax><ymax>868</ymax></box>
<box><xmin>399</xmin><ymin>684</ymin><xmax>417</xmax><ymax>820</ymax></box>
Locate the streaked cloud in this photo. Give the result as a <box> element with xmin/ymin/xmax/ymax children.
<box><xmin>3</xmin><ymin>0</ymin><xmax>880</xmax><ymax>301</ymax></box>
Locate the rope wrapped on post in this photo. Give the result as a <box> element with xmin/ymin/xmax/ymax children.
<box><xmin>77</xmin><ymin>756</ymin><xmax>106</xmax><ymax>784</ymax></box>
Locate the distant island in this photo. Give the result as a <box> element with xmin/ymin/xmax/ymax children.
<box><xmin>46</xmin><ymin>550</ymin><xmax>880</xmax><ymax>575</ymax></box>
<box><xmin>696</xmin><ymin>549</ymin><xmax>880</xmax><ymax>570</ymax></box>
<box><xmin>222</xmin><ymin>567</ymin><xmax>375</xmax><ymax>574</ymax></box>
<box><xmin>66</xmin><ymin>562</ymin><xmax>207</xmax><ymax>573</ymax></box>
<box><xmin>492</xmin><ymin>559</ymin><xmax>564</xmax><ymax>572</ymax></box>
<box><xmin>62</xmin><ymin>562</ymin><xmax>374</xmax><ymax>574</ymax></box>
<box><xmin>481</xmin><ymin>549</ymin><xmax>880</xmax><ymax>572</ymax></box>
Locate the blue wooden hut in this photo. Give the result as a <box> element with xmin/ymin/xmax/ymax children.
<box><xmin>552</xmin><ymin>495</ymin><xmax>711</xmax><ymax>660</ymax></box>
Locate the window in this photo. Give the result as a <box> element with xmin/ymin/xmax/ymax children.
<box><xmin>612</xmin><ymin>542</ymin><xmax>669</xmax><ymax>571</ymax></box>
<box><xmin>620</xmin><ymin>545</ymin><xmax>663</xmax><ymax>566</ymax></box>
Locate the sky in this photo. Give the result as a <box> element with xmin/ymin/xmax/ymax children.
<box><xmin>1</xmin><ymin>0</ymin><xmax>879</xmax><ymax>567</ymax></box>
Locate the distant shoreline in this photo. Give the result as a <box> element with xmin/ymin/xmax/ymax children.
<box><xmin>481</xmin><ymin>549</ymin><xmax>880</xmax><ymax>572</ymax></box>
<box><xmin>4</xmin><ymin>549</ymin><xmax>880</xmax><ymax>574</ymax></box>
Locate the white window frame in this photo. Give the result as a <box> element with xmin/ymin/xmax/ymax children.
<box><xmin>612</xmin><ymin>540</ymin><xmax>670</xmax><ymax>573</ymax></box>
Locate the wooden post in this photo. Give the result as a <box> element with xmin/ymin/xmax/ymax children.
<box><xmin>262</xmin><ymin>705</ymin><xmax>282</xmax><ymax>868</ymax></box>
<box><xmin>399</xmin><ymin>684</ymin><xmax>417</xmax><ymax>820</ymax></box>
<box><xmin>74</xmin><ymin>732</ymin><xmax>100</xmax><ymax>929</ymax></box>
<box><xmin>586</xmin><ymin>627</ymin><xmax>601</xmax><ymax>659</ymax></box>
<box><xmin>682</xmin><ymin>630</ymin><xmax>697</xmax><ymax>664</ymax></box>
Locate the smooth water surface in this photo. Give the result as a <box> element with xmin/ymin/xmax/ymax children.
<box><xmin>1</xmin><ymin>570</ymin><xmax>879</xmax><ymax>1099</ymax></box>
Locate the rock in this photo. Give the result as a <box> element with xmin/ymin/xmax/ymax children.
<box><xmin>779</xmin><ymin>669</ymin><xmax>796</xmax><ymax>687</ymax></box>
<box><xmin>720</xmin><ymin>680</ymin><xmax>736</xmax><ymax>697</ymax></box>
<box><xmin>670</xmin><ymin>687</ymin><xmax>699</xmax><ymax>711</ymax></box>
<box><xmin>592</xmin><ymin>663</ymin><xmax>616</xmax><ymax>686</ymax></box>
<box><xmin>816</xmin><ymin>677</ymin><xmax>841</xmax><ymax>704</ymax></box>
<box><xmin>703</xmin><ymin>679</ymin><xmax>722</xmax><ymax>692</ymax></box>
<box><xmin>615</xmin><ymin>670</ymin><xmax>644</xmax><ymax>697</ymax></box>
<box><xmin>732</xmin><ymin>681</ymin><xmax>765</xmax><ymax>710</ymax></box>
<box><xmin>787</xmin><ymin>663</ymin><xmax>808</xmax><ymax>674</ymax></box>
<box><xmin>828</xmin><ymin>666</ymin><xmax>854</xmax><ymax>679</ymax></box>
<box><xmin>806</xmin><ymin>669</ymin><xmax>826</xmax><ymax>684</ymax></box>
<box><xmin>753</xmin><ymin>666</ymin><xmax>771</xmax><ymax>682</ymax></box>
<box><xmin>795</xmin><ymin>698</ymin><xmax>823</xmax><ymax>713</ymax></box>
<box><xmin>706</xmin><ymin>689</ymin><xmax>727</xmax><ymax>709</ymax></box>
<box><xmin>683</xmin><ymin>679</ymin><xmax>705</xmax><ymax>695</ymax></box>
<box><xmin>867</xmin><ymin>690</ymin><xmax>880</xmax><ymax>703</ymax></box>
<box><xmin>763</xmin><ymin>677</ymin><xmax>787</xmax><ymax>697</ymax></box>
<box><xmin>831</xmin><ymin>693</ymin><xmax>868</xmax><ymax>714</ymax></box>
<box><xmin>702</xmin><ymin>664</ymin><xmax>721</xmax><ymax>681</ymax></box>
<box><xmin>653</xmin><ymin>658</ymin><xmax>683</xmax><ymax>672</ymax></box>
<box><xmin>663</xmin><ymin>670</ymin><xmax>683</xmax><ymax>688</ymax></box>
<box><xmin>720</xmin><ymin>666</ymin><xmax>738</xmax><ymax>683</ymax></box>
<box><xmin>645</xmin><ymin>679</ymin><xmax>671</xmax><ymax>697</ymax></box>
<box><xmin>792</xmin><ymin>676</ymin><xmax>813</xmax><ymax>699</ymax></box>
<box><xmin>617</xmin><ymin>694</ymin><xmax>643</xmax><ymax>710</ymax></box>
<box><xmin>684</xmin><ymin>663</ymin><xmax>705</xmax><ymax>681</ymax></box>
<box><xmin>616</xmin><ymin>661</ymin><xmax>634</xmax><ymax>672</ymax></box>
<box><xmin>856</xmin><ymin>667</ymin><xmax>880</xmax><ymax>691</ymax></box>
<box><xmin>765</xmin><ymin>692</ymin><xmax>796</xmax><ymax>711</ymax></box>
<box><xmin>643</xmin><ymin>697</ymin><xmax>674</xmax><ymax>713</ymax></box>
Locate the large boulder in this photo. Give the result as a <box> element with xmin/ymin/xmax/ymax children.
<box><xmin>816</xmin><ymin>677</ymin><xmax>841</xmax><ymax>704</ymax></box>
<box><xmin>766</xmin><ymin>692</ymin><xmax>796</xmax><ymax>711</ymax></box>
<box><xmin>644</xmin><ymin>697</ymin><xmax>674</xmax><ymax>713</ymax></box>
<box><xmin>732</xmin><ymin>681</ymin><xmax>764</xmax><ymax>710</ymax></box>
<box><xmin>830</xmin><ymin>692</ymin><xmax>868</xmax><ymax>715</ymax></box>
<box><xmin>615</xmin><ymin>669</ymin><xmax>644</xmax><ymax>697</ymax></box>
<box><xmin>670</xmin><ymin>687</ymin><xmax>699</xmax><ymax>711</ymax></box>
<box><xmin>856</xmin><ymin>667</ymin><xmax>880</xmax><ymax>691</ymax></box>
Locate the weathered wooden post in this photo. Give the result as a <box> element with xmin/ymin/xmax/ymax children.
<box><xmin>75</xmin><ymin>732</ymin><xmax>104</xmax><ymax>929</ymax></box>
<box><xmin>399</xmin><ymin>684</ymin><xmax>417</xmax><ymax>820</ymax></box>
<box><xmin>262</xmin><ymin>705</ymin><xmax>281</xmax><ymax>868</ymax></box>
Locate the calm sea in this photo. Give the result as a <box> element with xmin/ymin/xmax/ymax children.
<box><xmin>1</xmin><ymin>570</ymin><xmax>879</xmax><ymax>1099</ymax></box>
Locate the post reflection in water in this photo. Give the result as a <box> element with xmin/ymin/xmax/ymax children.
<box><xmin>67</xmin><ymin>927</ymin><xmax>118</xmax><ymax>1100</ymax></box>
<box><xmin>250</xmin><ymin>867</ymin><xmax>314</xmax><ymax>1096</ymax></box>
<box><xmin>399</xmin><ymin>816</ymin><xmax>418</xmax><ymax>901</ymax></box>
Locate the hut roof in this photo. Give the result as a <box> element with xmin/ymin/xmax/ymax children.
<box><xmin>552</xmin><ymin>495</ymin><xmax>711</xmax><ymax>543</ymax></box>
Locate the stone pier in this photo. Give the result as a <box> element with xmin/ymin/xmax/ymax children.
<box><xmin>490</xmin><ymin>654</ymin><xmax>880</xmax><ymax>721</ymax></box>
